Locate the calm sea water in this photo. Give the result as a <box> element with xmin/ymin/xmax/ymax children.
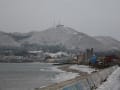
<box><xmin>0</xmin><ymin>63</ymin><xmax>60</xmax><ymax>90</ymax></box>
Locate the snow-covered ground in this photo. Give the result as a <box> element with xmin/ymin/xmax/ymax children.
<box><xmin>97</xmin><ymin>67</ymin><xmax>120</xmax><ymax>90</ymax></box>
<box><xmin>51</xmin><ymin>65</ymin><xmax>97</xmax><ymax>83</ymax></box>
<box><xmin>70</xmin><ymin>65</ymin><xmax>97</xmax><ymax>74</ymax></box>
<box><xmin>40</xmin><ymin>65</ymin><xmax>98</xmax><ymax>83</ymax></box>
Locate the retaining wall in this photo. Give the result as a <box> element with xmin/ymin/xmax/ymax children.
<box><xmin>36</xmin><ymin>65</ymin><xmax>118</xmax><ymax>90</ymax></box>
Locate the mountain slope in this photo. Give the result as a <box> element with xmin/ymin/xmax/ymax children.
<box><xmin>0</xmin><ymin>31</ymin><xmax>20</xmax><ymax>47</ymax></box>
<box><xmin>1</xmin><ymin>26</ymin><xmax>118</xmax><ymax>51</ymax></box>
<box><xmin>21</xmin><ymin>25</ymin><xmax>79</xmax><ymax>45</ymax></box>
<box><xmin>21</xmin><ymin>25</ymin><xmax>108</xmax><ymax>51</ymax></box>
<box><xmin>95</xmin><ymin>36</ymin><xmax>120</xmax><ymax>50</ymax></box>
<box><xmin>65</xmin><ymin>34</ymin><xmax>108</xmax><ymax>51</ymax></box>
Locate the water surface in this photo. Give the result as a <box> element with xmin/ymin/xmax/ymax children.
<box><xmin>0</xmin><ymin>63</ymin><xmax>59</xmax><ymax>89</ymax></box>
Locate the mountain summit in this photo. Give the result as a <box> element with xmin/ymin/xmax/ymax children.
<box><xmin>21</xmin><ymin>25</ymin><xmax>108</xmax><ymax>51</ymax></box>
<box><xmin>1</xmin><ymin>25</ymin><xmax>119</xmax><ymax>51</ymax></box>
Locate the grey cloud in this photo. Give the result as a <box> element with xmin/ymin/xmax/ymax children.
<box><xmin>0</xmin><ymin>0</ymin><xmax>120</xmax><ymax>40</ymax></box>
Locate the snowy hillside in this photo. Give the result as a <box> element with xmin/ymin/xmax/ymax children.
<box><xmin>0</xmin><ymin>31</ymin><xmax>20</xmax><ymax>47</ymax></box>
<box><xmin>21</xmin><ymin>25</ymin><xmax>79</xmax><ymax>45</ymax></box>
<box><xmin>21</xmin><ymin>25</ymin><xmax>108</xmax><ymax>51</ymax></box>
<box><xmin>0</xmin><ymin>25</ymin><xmax>120</xmax><ymax>51</ymax></box>
<box><xmin>95</xmin><ymin>36</ymin><xmax>120</xmax><ymax>50</ymax></box>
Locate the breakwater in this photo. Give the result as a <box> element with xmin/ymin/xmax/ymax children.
<box><xmin>36</xmin><ymin>65</ymin><xmax>118</xmax><ymax>90</ymax></box>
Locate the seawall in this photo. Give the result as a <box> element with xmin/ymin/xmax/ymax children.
<box><xmin>35</xmin><ymin>65</ymin><xmax>118</xmax><ymax>90</ymax></box>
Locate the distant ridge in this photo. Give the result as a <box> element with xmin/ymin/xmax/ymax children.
<box><xmin>0</xmin><ymin>25</ymin><xmax>120</xmax><ymax>51</ymax></box>
<box><xmin>95</xmin><ymin>36</ymin><xmax>120</xmax><ymax>50</ymax></box>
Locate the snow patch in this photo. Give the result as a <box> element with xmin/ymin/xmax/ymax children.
<box><xmin>97</xmin><ymin>67</ymin><xmax>120</xmax><ymax>90</ymax></box>
<box><xmin>40</xmin><ymin>85</ymin><xmax>47</xmax><ymax>88</ymax></box>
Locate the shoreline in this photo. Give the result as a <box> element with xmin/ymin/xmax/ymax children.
<box><xmin>39</xmin><ymin>65</ymin><xmax>93</xmax><ymax>90</ymax></box>
<box><xmin>58</xmin><ymin>64</ymin><xmax>89</xmax><ymax>75</ymax></box>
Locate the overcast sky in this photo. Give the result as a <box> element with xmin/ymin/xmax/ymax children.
<box><xmin>0</xmin><ymin>0</ymin><xmax>120</xmax><ymax>40</ymax></box>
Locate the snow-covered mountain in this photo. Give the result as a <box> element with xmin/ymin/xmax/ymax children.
<box><xmin>21</xmin><ymin>25</ymin><xmax>79</xmax><ymax>45</ymax></box>
<box><xmin>0</xmin><ymin>31</ymin><xmax>20</xmax><ymax>47</ymax></box>
<box><xmin>1</xmin><ymin>25</ymin><xmax>119</xmax><ymax>51</ymax></box>
<box><xmin>21</xmin><ymin>25</ymin><xmax>109</xmax><ymax>51</ymax></box>
<box><xmin>95</xmin><ymin>36</ymin><xmax>120</xmax><ymax>50</ymax></box>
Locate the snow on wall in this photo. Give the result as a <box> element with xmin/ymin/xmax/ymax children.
<box><xmin>97</xmin><ymin>67</ymin><xmax>120</xmax><ymax>90</ymax></box>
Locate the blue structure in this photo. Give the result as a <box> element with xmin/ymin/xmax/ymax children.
<box><xmin>90</xmin><ymin>55</ymin><xmax>97</xmax><ymax>64</ymax></box>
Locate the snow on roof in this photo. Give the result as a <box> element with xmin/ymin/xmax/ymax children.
<box><xmin>45</xmin><ymin>52</ymin><xmax>68</xmax><ymax>57</ymax></box>
<box><xmin>28</xmin><ymin>50</ymin><xmax>43</xmax><ymax>53</ymax></box>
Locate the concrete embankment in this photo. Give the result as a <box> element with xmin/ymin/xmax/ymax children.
<box><xmin>35</xmin><ymin>65</ymin><xmax>118</xmax><ymax>90</ymax></box>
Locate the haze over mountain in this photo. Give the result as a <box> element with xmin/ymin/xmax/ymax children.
<box><xmin>95</xmin><ymin>36</ymin><xmax>120</xmax><ymax>50</ymax></box>
<box><xmin>0</xmin><ymin>0</ymin><xmax>120</xmax><ymax>40</ymax></box>
<box><xmin>0</xmin><ymin>25</ymin><xmax>120</xmax><ymax>52</ymax></box>
<box><xmin>0</xmin><ymin>31</ymin><xmax>20</xmax><ymax>47</ymax></box>
<box><xmin>18</xmin><ymin>25</ymin><xmax>109</xmax><ymax>51</ymax></box>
